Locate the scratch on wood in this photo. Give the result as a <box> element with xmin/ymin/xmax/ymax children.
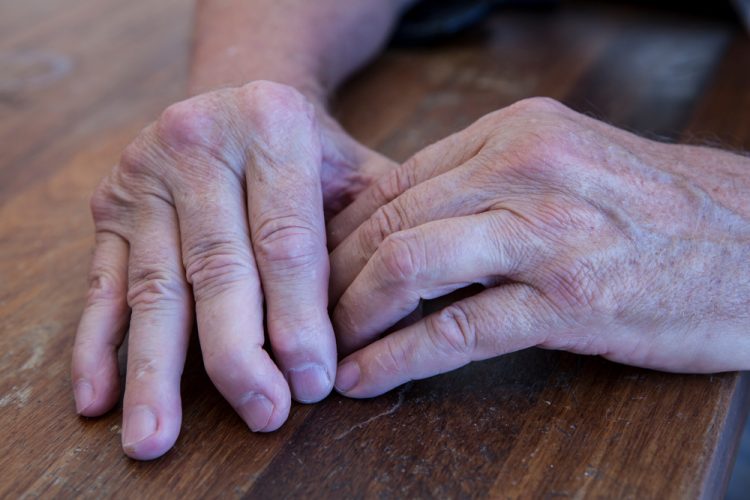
<box><xmin>334</xmin><ymin>385</ymin><xmax>409</xmax><ymax>441</ymax></box>
<box><xmin>21</xmin><ymin>345</ymin><xmax>44</xmax><ymax>370</ymax></box>
<box><xmin>0</xmin><ymin>384</ymin><xmax>32</xmax><ymax>407</ymax></box>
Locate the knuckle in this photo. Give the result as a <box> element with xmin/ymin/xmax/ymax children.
<box><xmin>498</xmin><ymin>130</ymin><xmax>569</xmax><ymax>187</ymax></box>
<box><xmin>371</xmin><ymin>164</ymin><xmax>417</xmax><ymax>206</ymax></box>
<box><xmin>511</xmin><ymin>96</ymin><xmax>567</xmax><ymax>116</ymax></box>
<box><xmin>87</xmin><ymin>265</ymin><xmax>125</xmax><ymax>304</ymax></box>
<box><xmin>241</xmin><ymin>80</ymin><xmax>312</xmax><ymax>124</ymax></box>
<box><xmin>119</xmin><ymin>137</ymin><xmax>153</xmax><ymax>177</ymax></box>
<box><xmin>481</xmin><ymin>97</ymin><xmax>566</xmax><ymax>132</ymax></box>
<box><xmin>428</xmin><ymin>304</ymin><xmax>477</xmax><ymax>357</ymax></box>
<box><xmin>239</xmin><ymin>81</ymin><xmax>319</xmax><ymax>164</ymax></box>
<box><xmin>157</xmin><ymin>97</ymin><xmax>228</xmax><ymax>156</ymax></box>
<box><xmin>360</xmin><ymin>203</ymin><xmax>406</xmax><ymax>253</ymax></box>
<box><xmin>90</xmin><ymin>178</ymin><xmax>118</xmax><ymax>222</ymax></box>
<box><xmin>376</xmin><ymin>232</ymin><xmax>422</xmax><ymax>284</ymax></box>
<box><xmin>184</xmin><ymin>238</ymin><xmax>255</xmax><ymax>301</ymax></box>
<box><xmin>127</xmin><ymin>269</ymin><xmax>187</xmax><ymax>311</ymax></box>
<box><xmin>253</xmin><ymin>216</ymin><xmax>323</xmax><ymax>270</ymax></box>
<box><xmin>115</xmin><ymin>130</ymin><xmax>178</xmax><ymax>200</ymax></box>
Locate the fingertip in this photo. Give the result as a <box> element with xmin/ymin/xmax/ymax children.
<box><xmin>261</xmin><ymin>393</ymin><xmax>291</xmax><ymax>432</ymax></box>
<box><xmin>287</xmin><ymin>363</ymin><xmax>333</xmax><ymax>404</ymax></box>
<box><xmin>331</xmin><ymin>304</ymin><xmax>361</xmax><ymax>357</ymax></box>
<box><xmin>203</xmin><ymin>345</ymin><xmax>293</xmax><ymax>433</ymax></box>
<box><xmin>71</xmin><ymin>360</ymin><xmax>121</xmax><ymax>417</ymax></box>
<box><xmin>74</xmin><ymin>379</ymin><xmax>95</xmax><ymax>415</ymax></box>
<box><xmin>122</xmin><ymin>404</ymin><xmax>180</xmax><ymax>461</ymax></box>
<box><xmin>239</xmin><ymin>375</ymin><xmax>292</xmax><ymax>433</ymax></box>
<box><xmin>267</xmin><ymin>311</ymin><xmax>337</xmax><ymax>404</ymax></box>
<box><xmin>334</xmin><ymin>359</ymin><xmax>360</xmax><ymax>395</ymax></box>
<box><xmin>237</xmin><ymin>393</ymin><xmax>274</xmax><ymax>432</ymax></box>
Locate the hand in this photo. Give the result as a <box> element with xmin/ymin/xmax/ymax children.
<box><xmin>71</xmin><ymin>81</ymin><xmax>395</xmax><ymax>459</ymax></box>
<box><xmin>327</xmin><ymin>97</ymin><xmax>750</xmax><ymax>398</ymax></box>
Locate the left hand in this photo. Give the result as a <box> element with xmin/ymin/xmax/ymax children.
<box><xmin>326</xmin><ymin>97</ymin><xmax>750</xmax><ymax>398</ymax></box>
<box><xmin>70</xmin><ymin>81</ymin><xmax>396</xmax><ymax>459</ymax></box>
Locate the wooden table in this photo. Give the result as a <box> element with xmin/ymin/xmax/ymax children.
<box><xmin>1</xmin><ymin>1</ymin><xmax>749</xmax><ymax>497</ymax></box>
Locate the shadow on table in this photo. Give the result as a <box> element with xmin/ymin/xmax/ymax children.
<box><xmin>727</xmin><ymin>414</ymin><xmax>750</xmax><ymax>500</ymax></box>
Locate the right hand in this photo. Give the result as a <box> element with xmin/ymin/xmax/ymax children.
<box><xmin>71</xmin><ymin>80</ymin><xmax>396</xmax><ymax>460</ymax></box>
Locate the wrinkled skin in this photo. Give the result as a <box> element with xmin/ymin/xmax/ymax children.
<box><xmin>71</xmin><ymin>81</ymin><xmax>395</xmax><ymax>460</ymax></box>
<box><xmin>328</xmin><ymin>97</ymin><xmax>750</xmax><ymax>398</ymax></box>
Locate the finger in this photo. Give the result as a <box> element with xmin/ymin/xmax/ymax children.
<box><xmin>320</xmin><ymin>135</ymin><xmax>399</xmax><ymax>218</ymax></box>
<box><xmin>335</xmin><ymin>284</ymin><xmax>553</xmax><ymax>398</ymax></box>
<box><xmin>329</xmin><ymin>163</ymin><xmax>493</xmax><ymax>305</ymax></box>
<box><xmin>122</xmin><ymin>200</ymin><xmax>192</xmax><ymax>460</ymax></box>
<box><xmin>334</xmin><ymin>211</ymin><xmax>532</xmax><ymax>354</ymax></box>
<box><xmin>327</xmin><ymin>126</ymin><xmax>486</xmax><ymax>249</ymax></box>
<box><xmin>72</xmin><ymin>230</ymin><xmax>130</xmax><ymax>416</ymax></box>
<box><xmin>246</xmin><ymin>93</ymin><xmax>336</xmax><ymax>404</ymax></box>
<box><xmin>175</xmin><ymin>177</ymin><xmax>290</xmax><ymax>432</ymax></box>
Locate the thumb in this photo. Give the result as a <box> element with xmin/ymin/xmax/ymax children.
<box><xmin>319</xmin><ymin>115</ymin><xmax>398</xmax><ymax>218</ymax></box>
<box><xmin>334</xmin><ymin>284</ymin><xmax>553</xmax><ymax>398</ymax></box>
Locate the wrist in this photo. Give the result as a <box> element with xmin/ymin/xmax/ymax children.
<box><xmin>188</xmin><ymin>55</ymin><xmax>328</xmax><ymax>108</ymax></box>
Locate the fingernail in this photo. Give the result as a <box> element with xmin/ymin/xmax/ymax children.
<box><xmin>74</xmin><ymin>380</ymin><xmax>94</xmax><ymax>414</ymax></box>
<box><xmin>237</xmin><ymin>393</ymin><xmax>274</xmax><ymax>432</ymax></box>
<box><xmin>287</xmin><ymin>363</ymin><xmax>332</xmax><ymax>403</ymax></box>
<box><xmin>123</xmin><ymin>405</ymin><xmax>157</xmax><ymax>450</ymax></box>
<box><xmin>335</xmin><ymin>361</ymin><xmax>360</xmax><ymax>393</ymax></box>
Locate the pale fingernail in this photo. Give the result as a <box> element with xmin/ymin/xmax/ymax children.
<box><xmin>287</xmin><ymin>363</ymin><xmax>332</xmax><ymax>403</ymax></box>
<box><xmin>335</xmin><ymin>361</ymin><xmax>360</xmax><ymax>393</ymax></box>
<box><xmin>74</xmin><ymin>380</ymin><xmax>94</xmax><ymax>414</ymax></box>
<box><xmin>123</xmin><ymin>405</ymin><xmax>157</xmax><ymax>449</ymax></box>
<box><xmin>237</xmin><ymin>393</ymin><xmax>274</xmax><ymax>432</ymax></box>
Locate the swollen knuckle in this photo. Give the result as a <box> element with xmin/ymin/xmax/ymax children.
<box><xmin>512</xmin><ymin>96</ymin><xmax>567</xmax><ymax>116</ymax></box>
<box><xmin>429</xmin><ymin>304</ymin><xmax>477</xmax><ymax>356</ymax></box>
<box><xmin>377</xmin><ymin>232</ymin><xmax>422</xmax><ymax>284</ymax></box>
<box><xmin>253</xmin><ymin>217</ymin><xmax>322</xmax><ymax>269</ymax></box>
<box><xmin>240</xmin><ymin>82</ymin><xmax>319</xmax><ymax>164</ymax></box>
<box><xmin>157</xmin><ymin>98</ymin><xmax>227</xmax><ymax>156</ymax></box>
<box><xmin>184</xmin><ymin>239</ymin><xmax>254</xmax><ymax>301</ymax></box>
<box><xmin>127</xmin><ymin>269</ymin><xmax>187</xmax><ymax>310</ymax></box>
<box><xmin>241</xmin><ymin>80</ymin><xmax>312</xmax><ymax>124</ymax></box>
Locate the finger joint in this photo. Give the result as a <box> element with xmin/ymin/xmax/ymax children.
<box><xmin>428</xmin><ymin>304</ymin><xmax>477</xmax><ymax>358</ymax></box>
<box><xmin>127</xmin><ymin>269</ymin><xmax>188</xmax><ymax>311</ymax></box>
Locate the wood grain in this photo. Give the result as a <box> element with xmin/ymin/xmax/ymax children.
<box><xmin>1</xmin><ymin>1</ymin><xmax>748</xmax><ymax>498</ymax></box>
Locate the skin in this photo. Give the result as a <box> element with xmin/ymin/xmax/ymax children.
<box><xmin>328</xmin><ymin>97</ymin><xmax>750</xmax><ymax>398</ymax></box>
<box><xmin>71</xmin><ymin>0</ymin><xmax>412</xmax><ymax>460</ymax></box>
<box><xmin>72</xmin><ymin>0</ymin><xmax>750</xmax><ymax>461</ymax></box>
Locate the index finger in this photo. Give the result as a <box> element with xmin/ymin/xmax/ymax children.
<box><xmin>326</xmin><ymin>126</ymin><xmax>486</xmax><ymax>249</ymax></box>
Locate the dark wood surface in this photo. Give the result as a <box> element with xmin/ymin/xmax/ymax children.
<box><xmin>1</xmin><ymin>1</ymin><xmax>749</xmax><ymax>498</ymax></box>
